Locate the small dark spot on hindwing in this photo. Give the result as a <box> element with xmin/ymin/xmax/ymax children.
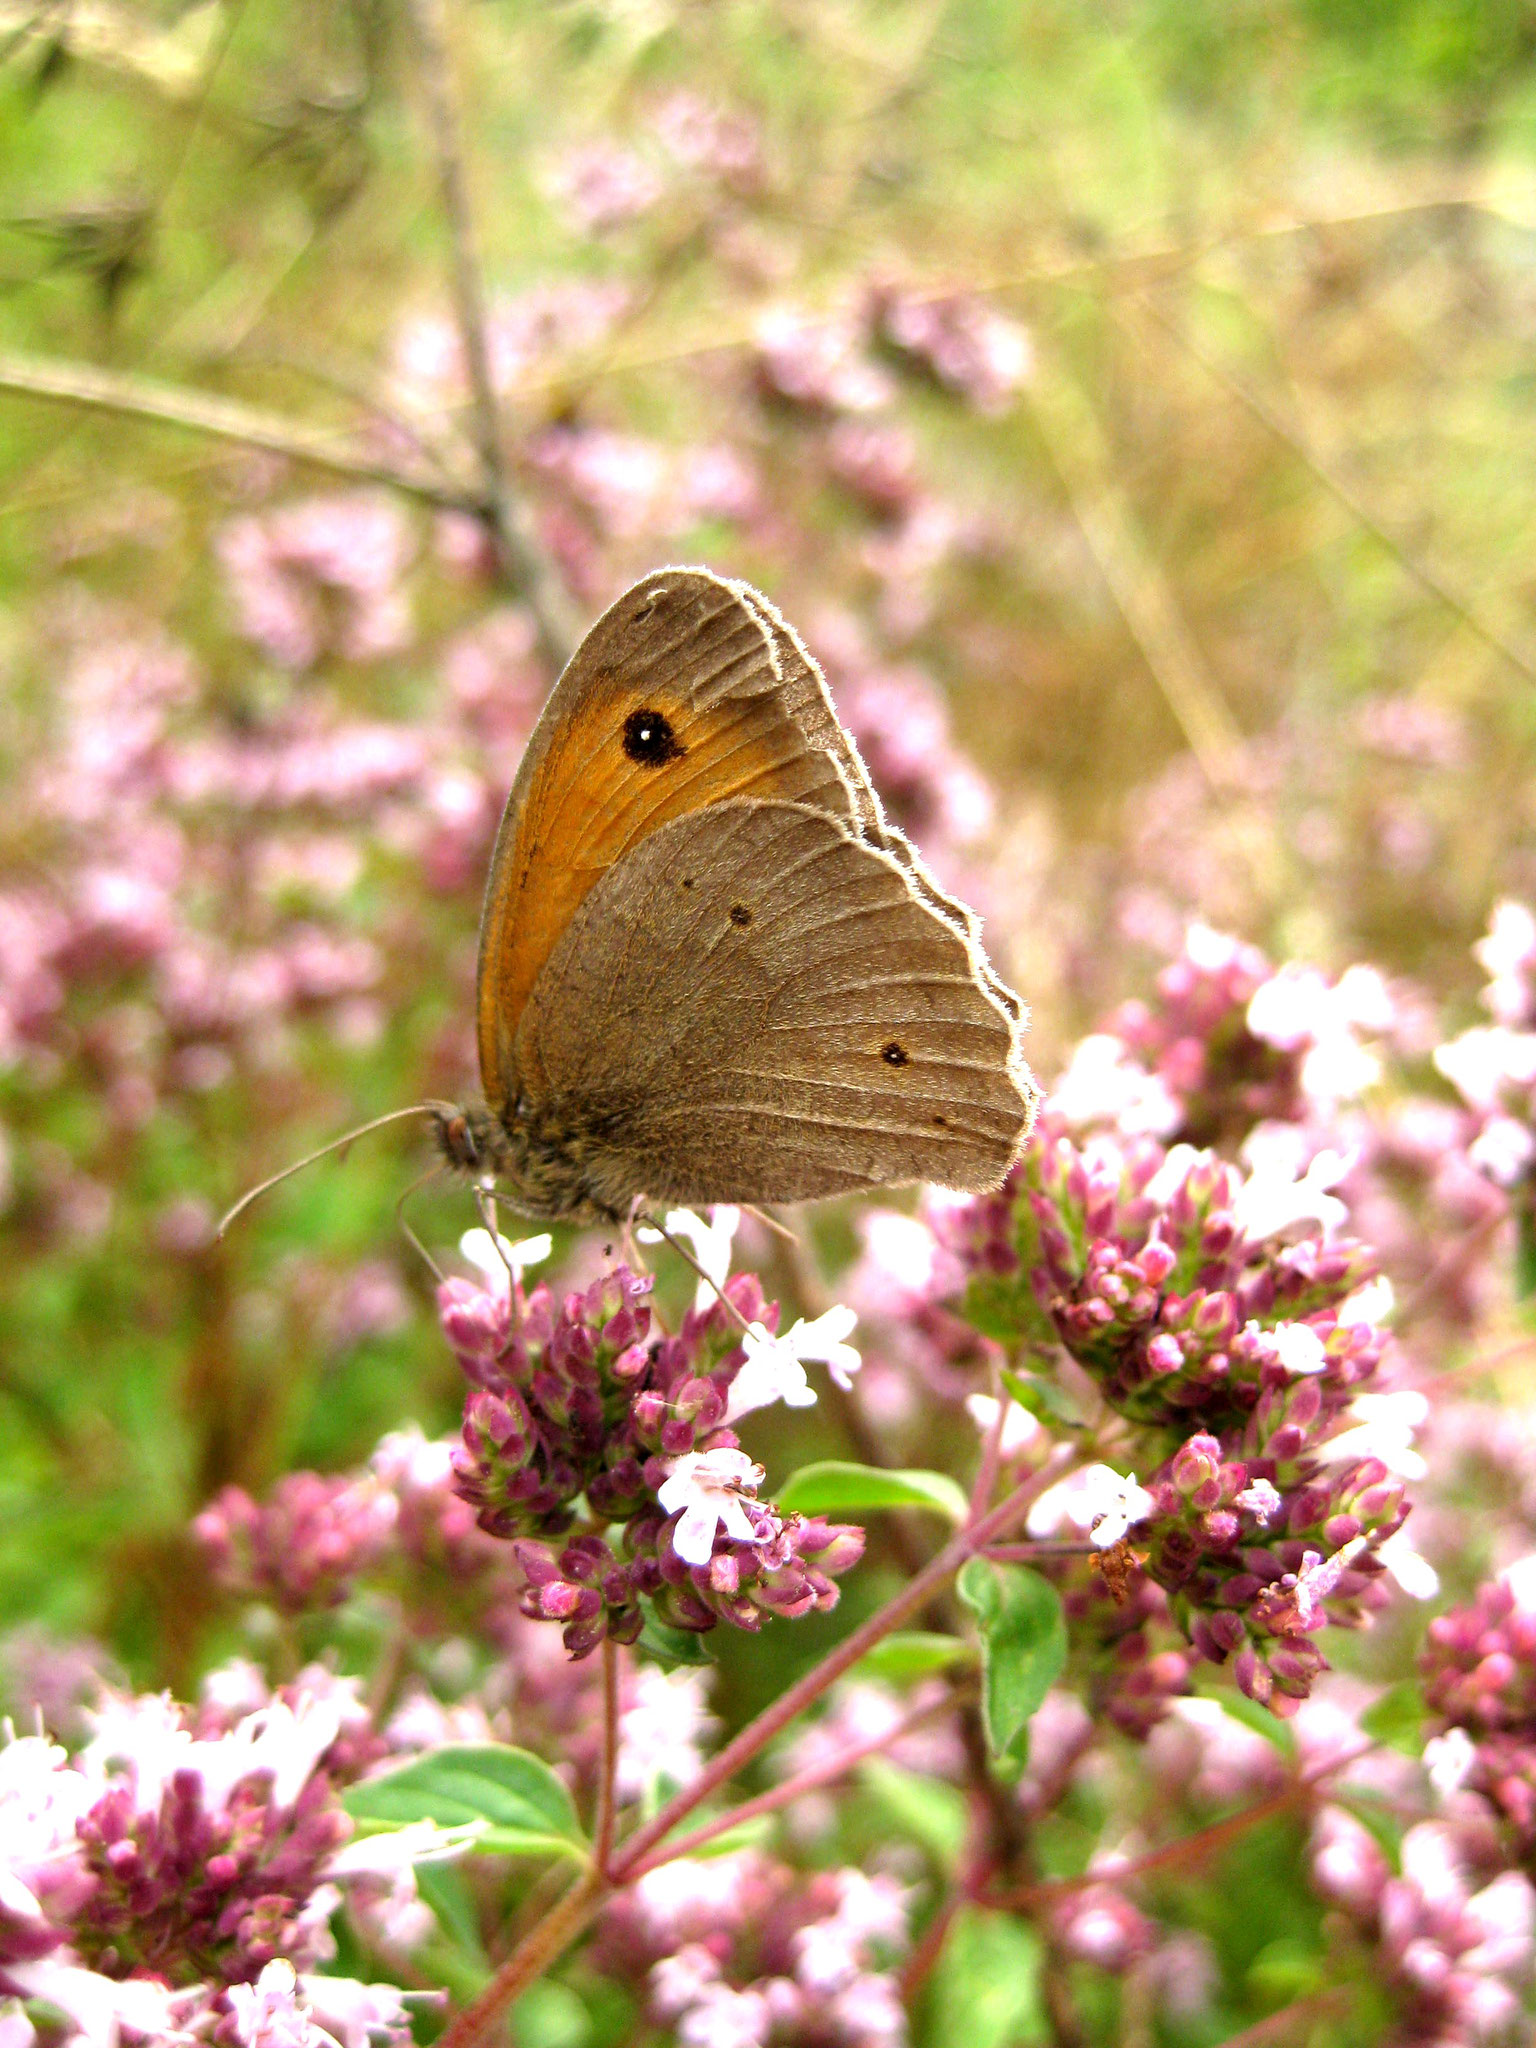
<box><xmin>623</xmin><ymin>707</ymin><xmax>684</xmax><ymax>766</ymax></box>
<box><xmin>729</xmin><ymin>902</ymin><xmax>753</xmax><ymax>927</ymax></box>
<box><xmin>881</xmin><ymin>1041</ymin><xmax>909</xmax><ymax>1066</ymax></box>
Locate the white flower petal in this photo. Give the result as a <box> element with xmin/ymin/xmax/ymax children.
<box><xmin>674</xmin><ymin>1504</ymin><xmax>721</xmax><ymax>1567</ymax></box>
<box><xmin>458</xmin><ymin>1227</ymin><xmax>552</xmax><ymax>1297</ymax></box>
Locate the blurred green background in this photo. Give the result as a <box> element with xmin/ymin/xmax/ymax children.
<box><xmin>2</xmin><ymin>0</ymin><xmax>1535</xmax><ymax>1693</ymax></box>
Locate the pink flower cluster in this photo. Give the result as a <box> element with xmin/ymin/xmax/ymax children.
<box><xmin>216</xmin><ymin>495</ymin><xmax>416</xmax><ymax>672</ymax></box>
<box><xmin>0</xmin><ymin>1682</ymin><xmax>457</xmax><ymax>2046</ymax></box>
<box><xmin>194</xmin><ymin>1475</ymin><xmax>398</xmax><ymax>1617</ymax></box>
<box><xmin>1436</xmin><ymin>902</ymin><xmax>1536</xmax><ymax>1192</ymax></box>
<box><xmin>933</xmin><ymin>1116</ymin><xmax>1417</xmax><ymax>1715</ymax></box>
<box><xmin>442</xmin><ymin>1263</ymin><xmax>863</xmax><ymax>1655</ymax></box>
<box><xmin>1422</xmin><ymin>1565</ymin><xmax>1536</xmax><ymax>1863</ymax></box>
<box><xmin>1312</xmin><ymin>1813</ymin><xmax>1534</xmax><ymax>2046</ymax></box>
<box><xmin>596</xmin><ymin>1853</ymin><xmax>911</xmax><ymax>2048</ymax></box>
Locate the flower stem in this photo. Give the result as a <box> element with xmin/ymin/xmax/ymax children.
<box><xmin>403</xmin><ymin>0</ymin><xmax>577</xmax><ymax>666</ymax></box>
<box><xmin>622</xmin><ymin>1690</ymin><xmax>959</xmax><ymax>1878</ymax></box>
<box><xmin>978</xmin><ymin>1742</ymin><xmax>1375</xmax><ymax>1911</ymax></box>
<box><xmin>593</xmin><ymin>1636</ymin><xmax>621</xmax><ymax>1876</ymax></box>
<box><xmin>610</xmin><ymin>1449</ymin><xmax>1076</xmax><ymax>1880</ymax></box>
<box><xmin>434</xmin><ymin>1867</ymin><xmax>609</xmax><ymax>2048</ymax></box>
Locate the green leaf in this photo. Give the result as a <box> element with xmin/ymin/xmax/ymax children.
<box><xmin>1334</xmin><ymin>1785</ymin><xmax>1407</xmax><ymax>1863</ymax></box>
<box><xmin>853</xmin><ymin>1631</ymin><xmax>970</xmax><ymax>1682</ymax></box>
<box><xmin>956</xmin><ymin>1558</ymin><xmax>1066</xmax><ymax>1759</ymax></box>
<box><xmin>342</xmin><ymin>1743</ymin><xmax>587</xmax><ymax>1860</ymax></box>
<box><xmin>1246</xmin><ymin>1937</ymin><xmax>1326</xmax><ymax>2007</ymax></box>
<box><xmin>636</xmin><ymin>1603</ymin><xmax>715</xmax><ymax>1668</ymax></box>
<box><xmin>861</xmin><ymin>1758</ymin><xmax>968</xmax><ymax>1869</ymax></box>
<box><xmin>777</xmin><ymin>1460</ymin><xmax>969</xmax><ymax>1524</ymax></box>
<box><xmin>511</xmin><ymin>1981</ymin><xmax>591</xmax><ymax>2048</ymax></box>
<box><xmin>1517</xmin><ymin>1205</ymin><xmax>1536</xmax><ymax>1302</ymax></box>
<box><xmin>1360</xmin><ymin>1680</ymin><xmax>1426</xmax><ymax>1755</ymax></box>
<box><xmin>999</xmin><ymin>1363</ymin><xmax>1084</xmax><ymax>1429</ymax></box>
<box><xmin>927</xmin><ymin>1908</ymin><xmax>1046</xmax><ymax>2048</ymax></box>
<box><xmin>962</xmin><ymin>1274</ymin><xmax>1029</xmax><ymax>1345</ymax></box>
<box><xmin>1191</xmin><ymin>1685</ymin><xmax>1297</xmax><ymax>1756</ymax></box>
<box><xmin>414</xmin><ymin>1862</ymin><xmax>486</xmax><ymax>1964</ymax></box>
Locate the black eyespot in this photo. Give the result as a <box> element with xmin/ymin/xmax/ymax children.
<box><xmin>681</xmin><ymin>877</ymin><xmax>695</xmax><ymax>890</ymax></box>
<box><xmin>881</xmin><ymin>1041</ymin><xmax>909</xmax><ymax>1066</ymax></box>
<box><xmin>729</xmin><ymin>902</ymin><xmax>752</xmax><ymax>927</ymax></box>
<box><xmin>932</xmin><ymin>1113</ymin><xmax>948</xmax><ymax>1127</ymax></box>
<box><xmin>623</xmin><ymin>707</ymin><xmax>684</xmax><ymax>765</ymax></box>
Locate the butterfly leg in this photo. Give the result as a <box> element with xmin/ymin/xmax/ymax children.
<box><xmin>636</xmin><ymin>1207</ymin><xmax>761</xmax><ymax>1342</ymax></box>
<box><xmin>619</xmin><ymin>1192</ymin><xmax>650</xmax><ymax>1277</ymax></box>
<box><xmin>475</xmin><ymin>1181</ymin><xmax>525</xmax><ymax>1334</ymax></box>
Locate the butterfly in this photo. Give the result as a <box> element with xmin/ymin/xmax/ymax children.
<box><xmin>428</xmin><ymin>567</ymin><xmax>1038</xmax><ymax>1223</ymax></box>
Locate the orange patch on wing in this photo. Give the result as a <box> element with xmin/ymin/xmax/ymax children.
<box><xmin>475</xmin><ymin>682</ymin><xmax>852</xmax><ymax>1111</ymax></box>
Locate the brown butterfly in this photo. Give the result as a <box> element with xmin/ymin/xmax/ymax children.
<box><xmin>221</xmin><ymin>569</ymin><xmax>1037</xmax><ymax>1236</ymax></box>
<box><xmin>431</xmin><ymin>568</ymin><xmax>1037</xmax><ymax>1222</ymax></box>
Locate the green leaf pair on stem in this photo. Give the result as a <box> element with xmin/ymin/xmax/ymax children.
<box><xmin>956</xmin><ymin>1558</ymin><xmax>1068</xmax><ymax>1763</ymax></box>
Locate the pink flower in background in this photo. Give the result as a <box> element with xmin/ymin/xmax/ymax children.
<box><xmin>878</xmin><ymin>288</ymin><xmax>1033</xmax><ymax>413</ymax></box>
<box><xmin>548</xmin><ymin>140</ymin><xmax>663</xmax><ymax>231</ymax></box>
<box><xmin>755</xmin><ymin>304</ymin><xmax>895</xmax><ymax>414</ymax></box>
<box><xmin>0</xmin><ymin>1684</ymin><xmax>463</xmax><ymax>2044</ymax></box>
<box><xmin>218</xmin><ymin>496</ymin><xmax>416</xmax><ymax>670</ymax></box>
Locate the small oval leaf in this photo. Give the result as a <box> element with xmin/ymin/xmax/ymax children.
<box><xmin>343</xmin><ymin>1744</ymin><xmax>586</xmax><ymax>1859</ymax></box>
<box><xmin>777</xmin><ymin>1461</ymin><xmax>968</xmax><ymax>1524</ymax></box>
<box><xmin>957</xmin><ymin>1559</ymin><xmax>1067</xmax><ymax>1760</ymax></box>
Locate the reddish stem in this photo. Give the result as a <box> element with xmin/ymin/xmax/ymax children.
<box><xmin>898</xmin><ymin>1886</ymin><xmax>965</xmax><ymax>2003</ymax></box>
<box><xmin>623</xmin><ymin>1691</ymin><xmax>958</xmax><ymax>1878</ymax></box>
<box><xmin>978</xmin><ymin>1742</ymin><xmax>1375</xmax><ymax>1911</ymax></box>
<box><xmin>593</xmin><ymin>1636</ymin><xmax>620</xmax><ymax>1876</ymax></box>
<box><xmin>608</xmin><ymin>1450</ymin><xmax>1076</xmax><ymax>1882</ymax></box>
<box><xmin>969</xmin><ymin>1374</ymin><xmax>1009</xmax><ymax>1521</ymax></box>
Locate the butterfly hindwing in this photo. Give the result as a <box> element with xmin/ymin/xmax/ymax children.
<box><xmin>514</xmin><ymin>798</ymin><xmax>1036</xmax><ymax>1209</ymax></box>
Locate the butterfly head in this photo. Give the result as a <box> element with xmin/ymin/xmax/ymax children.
<box><xmin>430</xmin><ymin>1102</ymin><xmax>509</xmax><ymax>1178</ymax></box>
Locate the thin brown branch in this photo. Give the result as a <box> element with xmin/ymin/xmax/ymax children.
<box><xmin>405</xmin><ymin>0</ymin><xmax>578</xmax><ymax>671</ymax></box>
<box><xmin>1213</xmin><ymin>1989</ymin><xmax>1350</xmax><ymax>2047</ymax></box>
<box><xmin>0</xmin><ymin>348</ymin><xmax>474</xmax><ymax>506</ymax></box>
<box><xmin>898</xmin><ymin>1885</ymin><xmax>965</xmax><ymax>2003</ymax></box>
<box><xmin>981</xmin><ymin>1742</ymin><xmax>1375</xmax><ymax>1913</ymax></box>
<box><xmin>593</xmin><ymin>1637</ymin><xmax>621</xmax><ymax>1877</ymax></box>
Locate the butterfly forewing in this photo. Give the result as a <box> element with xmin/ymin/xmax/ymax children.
<box><xmin>476</xmin><ymin>570</ymin><xmax>865</xmax><ymax>1111</ymax></box>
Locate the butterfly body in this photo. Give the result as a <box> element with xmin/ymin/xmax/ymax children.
<box><xmin>438</xmin><ymin>569</ymin><xmax>1038</xmax><ymax>1222</ymax></box>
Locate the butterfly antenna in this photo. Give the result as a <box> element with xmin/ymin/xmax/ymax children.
<box><xmin>395</xmin><ymin>1165</ymin><xmax>447</xmax><ymax>1282</ymax></box>
<box><xmin>637</xmin><ymin>1209</ymin><xmax>758</xmax><ymax>1341</ymax></box>
<box><xmin>216</xmin><ymin>1104</ymin><xmax>445</xmax><ymax>1239</ymax></box>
